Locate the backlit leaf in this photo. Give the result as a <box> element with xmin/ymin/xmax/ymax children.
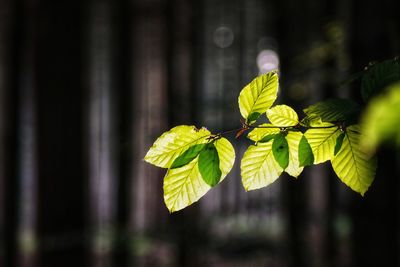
<box><xmin>272</xmin><ymin>133</ymin><xmax>289</xmax><ymax>169</ymax></box>
<box><xmin>266</xmin><ymin>105</ymin><xmax>298</xmax><ymax>126</ymax></box>
<box><xmin>303</xmin><ymin>98</ymin><xmax>361</xmax><ymax>124</ymax></box>
<box><xmin>198</xmin><ymin>143</ymin><xmax>222</xmax><ymax>186</ymax></box>
<box><xmin>238</xmin><ymin>72</ymin><xmax>279</xmax><ymax>124</ymax></box>
<box><xmin>285</xmin><ymin>131</ymin><xmax>304</xmax><ymax>177</ymax></box>
<box><xmin>331</xmin><ymin>125</ymin><xmax>377</xmax><ymax>196</ymax></box>
<box><xmin>360</xmin><ymin>83</ymin><xmax>400</xmax><ymax>153</ymax></box>
<box><xmin>163</xmin><ymin>137</ymin><xmax>235</xmax><ymax>212</ymax></box>
<box><xmin>145</xmin><ymin>126</ymin><xmax>210</xmax><ymax>168</ymax></box>
<box><xmin>304</xmin><ymin>125</ymin><xmax>341</xmax><ymax>164</ymax></box>
<box><xmin>241</xmin><ymin>141</ymin><xmax>283</xmax><ymax>191</ymax></box>
<box><xmin>247</xmin><ymin>124</ymin><xmax>280</xmax><ymax>142</ymax></box>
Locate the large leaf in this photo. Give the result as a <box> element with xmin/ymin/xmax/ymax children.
<box><xmin>144</xmin><ymin>126</ymin><xmax>210</xmax><ymax>168</ymax></box>
<box><xmin>304</xmin><ymin>125</ymin><xmax>341</xmax><ymax>164</ymax></box>
<box><xmin>266</xmin><ymin>105</ymin><xmax>299</xmax><ymax>126</ymax></box>
<box><xmin>241</xmin><ymin>141</ymin><xmax>283</xmax><ymax>191</ymax></box>
<box><xmin>238</xmin><ymin>72</ymin><xmax>279</xmax><ymax>124</ymax></box>
<box><xmin>285</xmin><ymin>131</ymin><xmax>304</xmax><ymax>177</ymax></box>
<box><xmin>331</xmin><ymin>125</ymin><xmax>377</xmax><ymax>196</ymax></box>
<box><xmin>247</xmin><ymin>124</ymin><xmax>280</xmax><ymax>142</ymax></box>
<box><xmin>163</xmin><ymin>137</ymin><xmax>235</xmax><ymax>212</ymax></box>
<box><xmin>198</xmin><ymin>143</ymin><xmax>222</xmax><ymax>186</ymax></box>
<box><xmin>360</xmin><ymin>83</ymin><xmax>400</xmax><ymax>152</ymax></box>
<box><xmin>303</xmin><ymin>98</ymin><xmax>361</xmax><ymax>124</ymax></box>
<box><xmin>171</xmin><ymin>144</ymin><xmax>206</xmax><ymax>169</ymax></box>
<box><xmin>361</xmin><ymin>58</ymin><xmax>400</xmax><ymax>102</ymax></box>
<box><xmin>272</xmin><ymin>133</ymin><xmax>289</xmax><ymax>169</ymax></box>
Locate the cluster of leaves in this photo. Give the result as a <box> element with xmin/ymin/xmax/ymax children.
<box><xmin>145</xmin><ymin>69</ymin><xmax>382</xmax><ymax>212</ymax></box>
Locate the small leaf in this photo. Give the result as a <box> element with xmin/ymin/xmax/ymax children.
<box><xmin>331</xmin><ymin>125</ymin><xmax>377</xmax><ymax>196</ymax></box>
<box><xmin>304</xmin><ymin>126</ymin><xmax>341</xmax><ymax>164</ymax></box>
<box><xmin>238</xmin><ymin>72</ymin><xmax>279</xmax><ymax>124</ymax></box>
<box><xmin>298</xmin><ymin>136</ymin><xmax>314</xmax><ymax>167</ymax></box>
<box><xmin>247</xmin><ymin>112</ymin><xmax>261</xmax><ymax>124</ymax></box>
<box><xmin>198</xmin><ymin>143</ymin><xmax>222</xmax><ymax>186</ymax></box>
<box><xmin>285</xmin><ymin>132</ymin><xmax>304</xmax><ymax>177</ymax></box>
<box><xmin>247</xmin><ymin>124</ymin><xmax>280</xmax><ymax>142</ymax></box>
<box><xmin>144</xmin><ymin>125</ymin><xmax>210</xmax><ymax>168</ymax></box>
<box><xmin>170</xmin><ymin>144</ymin><xmax>206</xmax><ymax>169</ymax></box>
<box><xmin>303</xmin><ymin>98</ymin><xmax>361</xmax><ymax>124</ymax></box>
<box><xmin>272</xmin><ymin>133</ymin><xmax>289</xmax><ymax>169</ymax></box>
<box><xmin>334</xmin><ymin>132</ymin><xmax>345</xmax><ymax>156</ymax></box>
<box><xmin>266</xmin><ymin>105</ymin><xmax>299</xmax><ymax>126</ymax></box>
<box><xmin>241</xmin><ymin>141</ymin><xmax>283</xmax><ymax>191</ymax></box>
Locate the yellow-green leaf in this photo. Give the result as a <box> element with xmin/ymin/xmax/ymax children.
<box><xmin>247</xmin><ymin>124</ymin><xmax>280</xmax><ymax>142</ymax></box>
<box><xmin>266</xmin><ymin>105</ymin><xmax>299</xmax><ymax>126</ymax></box>
<box><xmin>331</xmin><ymin>125</ymin><xmax>377</xmax><ymax>196</ymax></box>
<box><xmin>285</xmin><ymin>132</ymin><xmax>304</xmax><ymax>177</ymax></box>
<box><xmin>304</xmin><ymin>125</ymin><xmax>341</xmax><ymax>164</ymax></box>
<box><xmin>144</xmin><ymin>125</ymin><xmax>210</xmax><ymax>168</ymax></box>
<box><xmin>238</xmin><ymin>72</ymin><xmax>279</xmax><ymax>124</ymax></box>
<box><xmin>163</xmin><ymin>137</ymin><xmax>235</xmax><ymax>212</ymax></box>
<box><xmin>241</xmin><ymin>141</ymin><xmax>283</xmax><ymax>191</ymax></box>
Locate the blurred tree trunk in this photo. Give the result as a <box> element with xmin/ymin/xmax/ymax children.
<box><xmin>36</xmin><ymin>0</ymin><xmax>87</xmax><ymax>266</ymax></box>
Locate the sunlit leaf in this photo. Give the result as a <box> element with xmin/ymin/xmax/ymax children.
<box><xmin>360</xmin><ymin>83</ymin><xmax>400</xmax><ymax>153</ymax></box>
<box><xmin>303</xmin><ymin>98</ymin><xmax>361</xmax><ymax>124</ymax></box>
<box><xmin>163</xmin><ymin>137</ymin><xmax>235</xmax><ymax>212</ymax></box>
<box><xmin>198</xmin><ymin>143</ymin><xmax>222</xmax><ymax>186</ymax></box>
<box><xmin>272</xmin><ymin>133</ymin><xmax>289</xmax><ymax>169</ymax></box>
<box><xmin>285</xmin><ymin>131</ymin><xmax>304</xmax><ymax>177</ymax></box>
<box><xmin>144</xmin><ymin>126</ymin><xmax>210</xmax><ymax>168</ymax></box>
<box><xmin>247</xmin><ymin>124</ymin><xmax>280</xmax><ymax>142</ymax></box>
<box><xmin>298</xmin><ymin>135</ymin><xmax>314</xmax><ymax>167</ymax></box>
<box><xmin>334</xmin><ymin>132</ymin><xmax>345</xmax><ymax>156</ymax></box>
<box><xmin>238</xmin><ymin>72</ymin><xmax>279</xmax><ymax>124</ymax></box>
<box><xmin>241</xmin><ymin>141</ymin><xmax>283</xmax><ymax>191</ymax></box>
<box><xmin>266</xmin><ymin>105</ymin><xmax>298</xmax><ymax>126</ymax></box>
<box><xmin>331</xmin><ymin>125</ymin><xmax>377</xmax><ymax>196</ymax></box>
<box><xmin>171</xmin><ymin>144</ymin><xmax>206</xmax><ymax>169</ymax></box>
<box><xmin>304</xmin><ymin>125</ymin><xmax>341</xmax><ymax>164</ymax></box>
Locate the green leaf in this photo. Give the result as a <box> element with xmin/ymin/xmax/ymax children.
<box><xmin>241</xmin><ymin>141</ymin><xmax>283</xmax><ymax>191</ymax></box>
<box><xmin>285</xmin><ymin>132</ymin><xmax>304</xmax><ymax>177</ymax></box>
<box><xmin>272</xmin><ymin>133</ymin><xmax>289</xmax><ymax>169</ymax></box>
<box><xmin>266</xmin><ymin>105</ymin><xmax>299</xmax><ymax>126</ymax></box>
<box><xmin>331</xmin><ymin>125</ymin><xmax>377</xmax><ymax>196</ymax></box>
<box><xmin>304</xmin><ymin>125</ymin><xmax>341</xmax><ymax>164</ymax></box>
<box><xmin>298</xmin><ymin>135</ymin><xmax>314</xmax><ymax>167</ymax></box>
<box><xmin>259</xmin><ymin>134</ymin><xmax>277</xmax><ymax>143</ymax></box>
<box><xmin>144</xmin><ymin>125</ymin><xmax>210</xmax><ymax>168</ymax></box>
<box><xmin>171</xmin><ymin>144</ymin><xmax>206</xmax><ymax>169</ymax></box>
<box><xmin>238</xmin><ymin>72</ymin><xmax>279</xmax><ymax>124</ymax></box>
<box><xmin>361</xmin><ymin>58</ymin><xmax>400</xmax><ymax>102</ymax></box>
<box><xmin>163</xmin><ymin>137</ymin><xmax>235</xmax><ymax>212</ymax></box>
<box><xmin>247</xmin><ymin>112</ymin><xmax>261</xmax><ymax>124</ymax></box>
<box><xmin>360</xmin><ymin>83</ymin><xmax>400</xmax><ymax>153</ymax></box>
<box><xmin>247</xmin><ymin>124</ymin><xmax>280</xmax><ymax>142</ymax></box>
<box><xmin>303</xmin><ymin>98</ymin><xmax>361</xmax><ymax>124</ymax></box>
<box><xmin>334</xmin><ymin>132</ymin><xmax>345</xmax><ymax>156</ymax></box>
<box><xmin>198</xmin><ymin>143</ymin><xmax>222</xmax><ymax>186</ymax></box>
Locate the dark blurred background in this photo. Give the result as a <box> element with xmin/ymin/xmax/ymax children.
<box><xmin>0</xmin><ymin>0</ymin><xmax>399</xmax><ymax>266</ymax></box>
